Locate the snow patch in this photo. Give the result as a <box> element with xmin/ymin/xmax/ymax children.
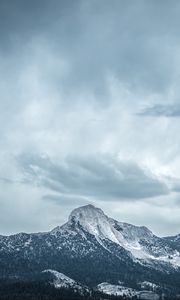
<box><xmin>97</xmin><ymin>282</ymin><xmax>160</xmax><ymax>299</ymax></box>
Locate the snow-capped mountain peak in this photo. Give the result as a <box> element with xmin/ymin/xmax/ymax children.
<box><xmin>69</xmin><ymin>204</ymin><xmax>105</xmax><ymax>224</ymax></box>
<box><xmin>50</xmin><ymin>204</ymin><xmax>180</xmax><ymax>266</ymax></box>
<box><xmin>65</xmin><ymin>204</ymin><xmax>180</xmax><ymax>266</ymax></box>
<box><xmin>68</xmin><ymin>204</ymin><xmax>120</xmax><ymax>244</ymax></box>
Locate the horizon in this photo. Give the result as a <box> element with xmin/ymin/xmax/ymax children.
<box><xmin>1</xmin><ymin>0</ymin><xmax>180</xmax><ymax>237</ymax></box>
<box><xmin>0</xmin><ymin>203</ymin><xmax>178</xmax><ymax>238</ymax></box>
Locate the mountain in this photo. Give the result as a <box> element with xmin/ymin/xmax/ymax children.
<box><xmin>52</xmin><ymin>204</ymin><xmax>180</xmax><ymax>267</ymax></box>
<box><xmin>0</xmin><ymin>204</ymin><xmax>180</xmax><ymax>297</ymax></box>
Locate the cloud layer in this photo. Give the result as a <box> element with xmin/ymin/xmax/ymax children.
<box><xmin>1</xmin><ymin>0</ymin><xmax>180</xmax><ymax>236</ymax></box>
<box><xmin>138</xmin><ymin>103</ymin><xmax>180</xmax><ymax>117</ymax></box>
<box><xmin>18</xmin><ymin>154</ymin><xmax>169</xmax><ymax>200</ymax></box>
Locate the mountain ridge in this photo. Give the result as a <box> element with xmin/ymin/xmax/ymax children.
<box><xmin>1</xmin><ymin>204</ymin><xmax>180</xmax><ymax>267</ymax></box>
<box><xmin>0</xmin><ymin>204</ymin><xmax>180</xmax><ymax>297</ymax></box>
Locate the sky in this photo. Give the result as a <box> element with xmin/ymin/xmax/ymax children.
<box><xmin>1</xmin><ymin>0</ymin><xmax>180</xmax><ymax>236</ymax></box>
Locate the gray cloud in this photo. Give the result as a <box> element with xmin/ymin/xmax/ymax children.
<box><xmin>17</xmin><ymin>154</ymin><xmax>169</xmax><ymax>201</ymax></box>
<box><xmin>1</xmin><ymin>1</ymin><xmax>180</xmax><ymax>235</ymax></box>
<box><xmin>1</xmin><ymin>0</ymin><xmax>180</xmax><ymax>97</ymax></box>
<box><xmin>138</xmin><ymin>103</ymin><xmax>180</xmax><ymax>117</ymax></box>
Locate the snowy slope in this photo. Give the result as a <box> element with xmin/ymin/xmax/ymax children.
<box><xmin>97</xmin><ymin>282</ymin><xmax>160</xmax><ymax>299</ymax></box>
<box><xmin>164</xmin><ymin>233</ymin><xmax>180</xmax><ymax>251</ymax></box>
<box><xmin>43</xmin><ymin>269</ymin><xmax>89</xmax><ymax>294</ymax></box>
<box><xmin>97</xmin><ymin>282</ymin><xmax>137</xmax><ymax>297</ymax></box>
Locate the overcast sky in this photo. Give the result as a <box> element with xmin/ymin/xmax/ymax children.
<box><xmin>1</xmin><ymin>0</ymin><xmax>180</xmax><ymax>236</ymax></box>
